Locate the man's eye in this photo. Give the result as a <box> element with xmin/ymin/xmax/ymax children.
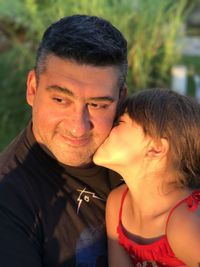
<box><xmin>88</xmin><ymin>103</ymin><xmax>108</xmax><ymax>109</ymax></box>
<box><xmin>53</xmin><ymin>97</ymin><xmax>64</xmax><ymax>103</ymax></box>
<box><xmin>52</xmin><ymin>97</ymin><xmax>71</xmax><ymax>105</ymax></box>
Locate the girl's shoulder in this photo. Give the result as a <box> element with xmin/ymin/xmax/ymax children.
<box><xmin>107</xmin><ymin>184</ymin><xmax>127</xmax><ymax>204</ymax></box>
<box><xmin>110</xmin><ymin>183</ymin><xmax>127</xmax><ymax>194</ymax></box>
<box><xmin>106</xmin><ymin>184</ymin><xmax>127</xmax><ymax>219</ymax></box>
<box><xmin>106</xmin><ymin>184</ymin><xmax>127</xmax><ymax>240</ymax></box>
<box><xmin>167</xmin><ymin>190</ymin><xmax>200</xmax><ymax>230</ymax></box>
<box><xmin>166</xmin><ymin>191</ymin><xmax>200</xmax><ymax>265</ymax></box>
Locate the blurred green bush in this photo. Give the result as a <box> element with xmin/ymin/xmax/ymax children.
<box><xmin>0</xmin><ymin>0</ymin><xmax>190</xmax><ymax>150</ymax></box>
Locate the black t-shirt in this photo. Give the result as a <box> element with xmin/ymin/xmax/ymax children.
<box><xmin>0</xmin><ymin>123</ymin><xmax>122</xmax><ymax>267</ymax></box>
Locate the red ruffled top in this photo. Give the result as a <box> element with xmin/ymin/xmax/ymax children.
<box><xmin>117</xmin><ymin>188</ymin><xmax>200</xmax><ymax>266</ymax></box>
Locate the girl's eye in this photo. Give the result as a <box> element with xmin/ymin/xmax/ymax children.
<box><xmin>113</xmin><ymin>119</ymin><xmax>124</xmax><ymax>127</ymax></box>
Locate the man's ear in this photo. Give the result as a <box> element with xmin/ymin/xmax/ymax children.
<box><xmin>26</xmin><ymin>70</ymin><xmax>37</xmax><ymax>107</ymax></box>
<box><xmin>146</xmin><ymin>138</ymin><xmax>169</xmax><ymax>159</ymax></box>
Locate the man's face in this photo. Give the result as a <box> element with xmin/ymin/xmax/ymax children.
<box><xmin>26</xmin><ymin>55</ymin><xmax>123</xmax><ymax>166</ymax></box>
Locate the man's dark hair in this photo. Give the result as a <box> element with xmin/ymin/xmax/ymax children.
<box><xmin>35</xmin><ymin>14</ymin><xmax>128</xmax><ymax>88</ymax></box>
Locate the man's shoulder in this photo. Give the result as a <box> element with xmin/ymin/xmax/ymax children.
<box><xmin>0</xmin><ymin>125</ymin><xmax>41</xmax><ymax>193</ymax></box>
<box><xmin>108</xmin><ymin>169</ymin><xmax>124</xmax><ymax>188</ymax></box>
<box><xmin>0</xmin><ymin>127</ymin><xmax>28</xmax><ymax>175</ymax></box>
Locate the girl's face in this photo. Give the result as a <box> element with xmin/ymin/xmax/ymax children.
<box><xmin>93</xmin><ymin>113</ymin><xmax>151</xmax><ymax>171</ymax></box>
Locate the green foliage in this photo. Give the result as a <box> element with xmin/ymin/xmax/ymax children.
<box><xmin>0</xmin><ymin>47</ymin><xmax>31</xmax><ymax>149</ymax></box>
<box><xmin>127</xmin><ymin>0</ymin><xmax>188</xmax><ymax>90</ymax></box>
<box><xmin>0</xmin><ymin>0</ymin><xmax>188</xmax><ymax>150</ymax></box>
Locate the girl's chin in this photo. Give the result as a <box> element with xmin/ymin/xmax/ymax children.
<box><xmin>93</xmin><ymin>150</ymin><xmax>105</xmax><ymax>164</ymax></box>
<box><xmin>93</xmin><ymin>158</ymin><xmax>105</xmax><ymax>166</ymax></box>
<box><xmin>93</xmin><ymin>156</ymin><xmax>108</xmax><ymax>167</ymax></box>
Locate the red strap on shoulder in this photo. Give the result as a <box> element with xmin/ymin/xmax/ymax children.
<box><xmin>165</xmin><ymin>190</ymin><xmax>200</xmax><ymax>233</ymax></box>
<box><xmin>118</xmin><ymin>187</ymin><xmax>129</xmax><ymax>225</ymax></box>
<box><xmin>187</xmin><ymin>191</ymin><xmax>200</xmax><ymax>211</ymax></box>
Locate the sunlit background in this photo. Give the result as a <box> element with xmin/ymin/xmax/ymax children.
<box><xmin>0</xmin><ymin>0</ymin><xmax>200</xmax><ymax>150</ymax></box>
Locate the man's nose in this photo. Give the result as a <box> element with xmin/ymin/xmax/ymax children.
<box><xmin>69</xmin><ymin>106</ymin><xmax>93</xmax><ymax>137</ymax></box>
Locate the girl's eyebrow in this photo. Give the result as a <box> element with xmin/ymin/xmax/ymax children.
<box><xmin>46</xmin><ymin>85</ymin><xmax>114</xmax><ymax>102</ymax></box>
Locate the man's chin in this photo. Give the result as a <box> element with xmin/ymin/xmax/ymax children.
<box><xmin>54</xmin><ymin>151</ymin><xmax>94</xmax><ymax>167</ymax></box>
<box><xmin>44</xmin><ymin>141</ymin><xmax>99</xmax><ymax>166</ymax></box>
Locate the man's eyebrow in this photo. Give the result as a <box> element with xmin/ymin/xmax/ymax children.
<box><xmin>46</xmin><ymin>85</ymin><xmax>74</xmax><ymax>96</ymax></box>
<box><xmin>46</xmin><ymin>85</ymin><xmax>114</xmax><ymax>102</ymax></box>
<box><xmin>87</xmin><ymin>96</ymin><xmax>114</xmax><ymax>102</ymax></box>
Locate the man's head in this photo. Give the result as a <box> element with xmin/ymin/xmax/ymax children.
<box><xmin>35</xmin><ymin>14</ymin><xmax>127</xmax><ymax>89</ymax></box>
<box><xmin>26</xmin><ymin>14</ymin><xmax>128</xmax><ymax>167</ymax></box>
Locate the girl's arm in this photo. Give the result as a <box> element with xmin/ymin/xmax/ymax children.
<box><xmin>106</xmin><ymin>185</ymin><xmax>133</xmax><ymax>267</ymax></box>
<box><xmin>167</xmin><ymin>202</ymin><xmax>200</xmax><ymax>267</ymax></box>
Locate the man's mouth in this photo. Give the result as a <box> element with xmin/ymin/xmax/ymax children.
<box><xmin>60</xmin><ymin>134</ymin><xmax>91</xmax><ymax>147</ymax></box>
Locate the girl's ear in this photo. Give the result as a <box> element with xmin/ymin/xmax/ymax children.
<box><xmin>146</xmin><ymin>138</ymin><xmax>169</xmax><ymax>159</ymax></box>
